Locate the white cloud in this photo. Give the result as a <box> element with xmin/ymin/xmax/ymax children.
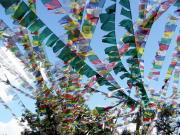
<box><xmin>0</xmin><ymin>118</ymin><xmax>24</xmax><ymax>135</ymax></box>
<box><xmin>117</xmin><ymin>123</ymin><xmax>136</xmax><ymax>133</ymax></box>
<box><xmin>117</xmin><ymin>123</ymin><xmax>157</xmax><ymax>134</ymax></box>
<box><xmin>0</xmin><ymin>47</ymin><xmax>32</xmax><ymax>134</ymax></box>
<box><xmin>0</xmin><ymin>47</ymin><xmax>35</xmax><ymax>87</ymax></box>
<box><xmin>0</xmin><ymin>47</ymin><xmax>35</xmax><ymax>103</ymax></box>
<box><xmin>0</xmin><ymin>82</ymin><xmax>13</xmax><ymax>102</ymax></box>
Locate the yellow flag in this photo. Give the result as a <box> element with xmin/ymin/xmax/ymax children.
<box><xmin>163</xmin><ymin>32</ymin><xmax>173</xmax><ymax>38</ymax></box>
<box><xmin>137</xmin><ymin>47</ymin><xmax>144</xmax><ymax>55</ymax></box>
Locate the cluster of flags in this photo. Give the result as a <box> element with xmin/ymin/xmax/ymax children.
<box><xmin>0</xmin><ymin>0</ymin><xmax>179</xmax><ymax>132</ymax></box>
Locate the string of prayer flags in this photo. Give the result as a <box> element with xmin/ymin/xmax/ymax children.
<box><xmin>1</xmin><ymin>2</ymin><xmax>130</xmax><ymax>112</ymax></box>
<box><xmin>148</xmin><ymin>16</ymin><xmax>178</xmax><ymax>81</ymax></box>
<box><xmin>143</xmin><ymin>0</ymin><xmax>166</xmax><ymax>19</ymax></box>
<box><xmin>160</xmin><ymin>51</ymin><xmax>177</xmax><ymax>95</ymax></box>
<box><xmin>58</xmin><ymin>1</ymin><xmax>121</xmax><ymax>89</ymax></box>
<box><xmin>135</xmin><ymin>6</ymin><xmax>161</xmax><ymax>78</ymax></box>
<box><xmin>0</xmin><ymin>0</ymin><xmax>138</xmax><ymax>107</ymax></box>
<box><xmin>14</xmin><ymin>26</ymin><xmax>50</xmax><ymax>97</ymax></box>
<box><xmin>14</xmin><ymin>28</ymin><xmax>47</xmax><ymax>88</ymax></box>
<box><xmin>160</xmin><ymin>35</ymin><xmax>180</xmax><ymax>98</ymax></box>
<box><xmin>28</xmin><ymin>0</ymin><xmax>56</xmax><ymax>90</ymax></box>
<box><xmin>138</xmin><ymin>0</ymin><xmax>163</xmax><ymax>20</ymax></box>
<box><xmin>172</xmin><ymin>35</ymin><xmax>180</xmax><ymax>92</ymax></box>
<box><xmin>155</xmin><ymin>0</ymin><xmax>177</xmax><ymax>19</ymax></box>
<box><xmin>135</xmin><ymin>0</ymin><xmax>177</xmax><ymax>78</ymax></box>
<box><xmin>118</xmin><ymin>0</ymin><xmax>149</xmax><ymax>103</ymax></box>
<box><xmin>0</xmin><ymin>0</ymin><xmax>179</xmax><ymax>129</ymax></box>
<box><xmin>119</xmin><ymin>0</ymin><xmax>137</xmax><ymax>81</ymax></box>
<box><xmin>100</xmin><ymin>0</ymin><xmax>117</xmax><ymax>59</ymax></box>
<box><xmin>23</xmin><ymin>8</ymin><xmax>107</xmax><ymax>86</ymax></box>
<box><xmin>100</xmin><ymin>1</ymin><xmax>132</xmax><ymax>88</ymax></box>
<box><xmin>95</xmin><ymin>106</ymin><xmax>114</xmax><ymax>114</ymax></box>
<box><xmin>165</xmin><ymin>47</ymin><xmax>179</xmax><ymax>79</ymax></box>
<box><xmin>60</xmin><ymin>0</ymin><xmax>86</xmax><ymax>24</ymax></box>
<box><xmin>168</xmin><ymin>0</ymin><xmax>180</xmax><ymax>98</ymax></box>
<box><xmin>99</xmin><ymin>0</ymin><xmax>133</xmax><ymax>86</ymax></box>
<box><xmin>82</xmin><ymin>0</ymin><xmax>106</xmax><ymax>39</ymax></box>
<box><xmin>69</xmin><ymin>0</ymin><xmax>109</xmax><ymax>63</ymax></box>
<box><xmin>42</xmin><ymin>0</ymin><xmax>122</xmax><ymax>91</ymax></box>
<box><xmin>137</xmin><ymin>0</ymin><xmax>177</xmax><ymax>44</ymax></box>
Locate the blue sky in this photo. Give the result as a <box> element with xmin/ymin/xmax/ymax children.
<box><xmin>0</xmin><ymin>0</ymin><xmax>179</xmax><ymax>134</ymax></box>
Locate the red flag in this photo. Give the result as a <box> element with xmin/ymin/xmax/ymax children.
<box><xmin>43</xmin><ymin>0</ymin><xmax>62</xmax><ymax>10</ymax></box>
<box><xmin>159</xmin><ymin>43</ymin><xmax>169</xmax><ymax>50</ymax></box>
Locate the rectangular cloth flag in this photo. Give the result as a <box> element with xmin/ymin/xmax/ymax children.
<box><xmin>41</xmin><ymin>0</ymin><xmax>62</xmax><ymax>10</ymax></box>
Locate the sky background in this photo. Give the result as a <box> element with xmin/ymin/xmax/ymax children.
<box><xmin>0</xmin><ymin>0</ymin><xmax>179</xmax><ymax>134</ymax></box>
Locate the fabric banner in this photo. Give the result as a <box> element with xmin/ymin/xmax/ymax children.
<box><xmin>165</xmin><ymin>51</ymin><xmax>179</xmax><ymax>79</ymax></box>
<box><xmin>41</xmin><ymin>0</ymin><xmax>62</xmax><ymax>10</ymax></box>
<box><xmin>100</xmin><ymin>0</ymin><xmax>133</xmax><ymax>89</ymax></box>
<box><xmin>60</xmin><ymin>0</ymin><xmax>86</xmax><ymax>23</ymax></box>
<box><xmin>0</xmin><ymin>0</ymin><xmax>139</xmax><ymax>106</ymax></box>
<box><xmin>135</xmin><ymin>0</ymin><xmax>177</xmax><ymax>78</ymax></box>
<box><xmin>118</xmin><ymin>0</ymin><xmax>149</xmax><ymax>103</ymax></box>
<box><xmin>15</xmin><ymin>27</ymin><xmax>45</xmax><ymax>87</ymax></box>
<box><xmin>58</xmin><ymin>0</ymin><xmax>121</xmax><ymax>89</ymax></box>
<box><xmin>148</xmin><ymin>16</ymin><xmax>178</xmax><ymax>80</ymax></box>
<box><xmin>28</xmin><ymin>0</ymin><xmax>57</xmax><ymax>91</ymax></box>
<box><xmin>171</xmin><ymin>36</ymin><xmax>180</xmax><ymax>97</ymax></box>
<box><xmin>160</xmin><ymin>35</ymin><xmax>180</xmax><ymax>98</ymax></box>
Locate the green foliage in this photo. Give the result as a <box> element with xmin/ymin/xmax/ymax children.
<box><xmin>155</xmin><ymin>104</ymin><xmax>179</xmax><ymax>134</ymax></box>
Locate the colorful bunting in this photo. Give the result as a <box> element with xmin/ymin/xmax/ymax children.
<box><xmin>3</xmin><ymin>1</ymin><xmax>136</xmax><ymax>105</ymax></box>
<box><xmin>135</xmin><ymin>0</ymin><xmax>177</xmax><ymax>78</ymax></box>
<box><xmin>165</xmin><ymin>35</ymin><xmax>180</xmax><ymax>98</ymax></box>
<box><xmin>148</xmin><ymin>16</ymin><xmax>178</xmax><ymax>80</ymax></box>
<box><xmin>119</xmin><ymin>0</ymin><xmax>149</xmax><ymax>103</ymax></box>
<box><xmin>0</xmin><ymin>1</ymin><xmax>179</xmax><ymax>133</ymax></box>
<box><xmin>60</xmin><ymin>0</ymin><xmax>86</xmax><ymax>23</ymax></box>
<box><xmin>58</xmin><ymin>0</ymin><xmax>122</xmax><ymax>89</ymax></box>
